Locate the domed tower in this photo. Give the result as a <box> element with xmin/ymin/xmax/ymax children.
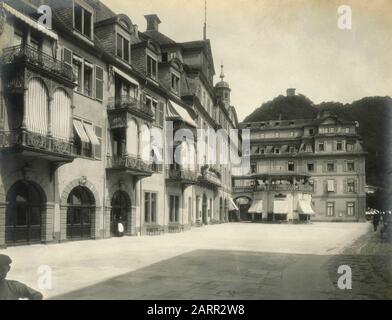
<box><xmin>215</xmin><ymin>65</ymin><xmax>231</xmax><ymax>110</ymax></box>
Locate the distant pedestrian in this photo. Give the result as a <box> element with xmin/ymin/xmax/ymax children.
<box><xmin>0</xmin><ymin>254</ymin><xmax>43</xmax><ymax>300</ymax></box>
<box><xmin>373</xmin><ymin>213</ymin><xmax>380</xmax><ymax>232</ymax></box>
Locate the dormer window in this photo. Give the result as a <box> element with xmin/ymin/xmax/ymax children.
<box><xmin>171</xmin><ymin>73</ymin><xmax>180</xmax><ymax>94</ymax></box>
<box><xmin>147</xmin><ymin>55</ymin><xmax>158</xmax><ymax>80</ymax></box>
<box><xmin>116</xmin><ymin>34</ymin><xmax>130</xmax><ymax>63</ymax></box>
<box><xmin>74</xmin><ymin>3</ymin><xmax>93</xmax><ymax>39</ymax></box>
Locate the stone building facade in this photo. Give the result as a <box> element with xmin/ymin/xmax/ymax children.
<box><xmin>0</xmin><ymin>0</ymin><xmax>239</xmax><ymax>247</ymax></box>
<box><xmin>233</xmin><ymin>90</ymin><xmax>367</xmax><ymax>222</ymax></box>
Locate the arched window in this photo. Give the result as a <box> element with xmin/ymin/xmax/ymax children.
<box><xmin>52</xmin><ymin>88</ymin><xmax>71</xmax><ymax>139</ymax></box>
<box><xmin>26</xmin><ymin>78</ymin><xmax>49</xmax><ymax>135</ymax></box>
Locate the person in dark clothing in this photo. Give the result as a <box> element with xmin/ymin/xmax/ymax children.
<box><xmin>373</xmin><ymin>213</ymin><xmax>380</xmax><ymax>232</ymax></box>
<box><xmin>0</xmin><ymin>254</ymin><xmax>43</xmax><ymax>300</ymax></box>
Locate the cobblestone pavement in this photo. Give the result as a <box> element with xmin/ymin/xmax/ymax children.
<box><xmin>2</xmin><ymin>222</ymin><xmax>388</xmax><ymax>300</ymax></box>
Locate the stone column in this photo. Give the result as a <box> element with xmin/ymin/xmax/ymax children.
<box><xmin>41</xmin><ymin>202</ymin><xmax>55</xmax><ymax>244</ymax></box>
<box><xmin>59</xmin><ymin>205</ymin><xmax>67</xmax><ymax>242</ymax></box>
<box><xmin>104</xmin><ymin>205</ymin><xmax>111</xmax><ymax>238</ymax></box>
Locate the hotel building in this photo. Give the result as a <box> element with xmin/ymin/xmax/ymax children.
<box><xmin>0</xmin><ymin>0</ymin><xmax>239</xmax><ymax>247</ymax></box>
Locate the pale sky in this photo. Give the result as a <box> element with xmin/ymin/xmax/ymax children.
<box><xmin>102</xmin><ymin>0</ymin><xmax>392</xmax><ymax>121</ymax></box>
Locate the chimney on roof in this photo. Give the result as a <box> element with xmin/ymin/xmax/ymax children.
<box><xmin>144</xmin><ymin>14</ymin><xmax>161</xmax><ymax>32</ymax></box>
<box><xmin>286</xmin><ymin>88</ymin><xmax>296</xmax><ymax>97</ymax></box>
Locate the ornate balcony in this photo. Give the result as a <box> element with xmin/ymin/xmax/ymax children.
<box><xmin>0</xmin><ymin>129</ymin><xmax>75</xmax><ymax>161</ymax></box>
<box><xmin>106</xmin><ymin>155</ymin><xmax>153</xmax><ymax>177</ymax></box>
<box><xmin>166</xmin><ymin>167</ymin><xmax>199</xmax><ymax>185</ymax></box>
<box><xmin>107</xmin><ymin>96</ymin><xmax>154</xmax><ymax>128</ymax></box>
<box><xmin>1</xmin><ymin>44</ymin><xmax>75</xmax><ymax>85</ymax></box>
<box><xmin>233</xmin><ymin>184</ymin><xmax>314</xmax><ymax>193</ymax></box>
<box><xmin>198</xmin><ymin>166</ymin><xmax>221</xmax><ymax>189</ymax></box>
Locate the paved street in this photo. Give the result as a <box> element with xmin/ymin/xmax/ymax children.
<box><xmin>1</xmin><ymin>222</ymin><xmax>391</xmax><ymax>300</ymax></box>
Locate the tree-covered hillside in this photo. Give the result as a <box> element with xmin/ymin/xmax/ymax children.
<box><xmin>244</xmin><ymin>95</ymin><xmax>392</xmax><ymax>189</ymax></box>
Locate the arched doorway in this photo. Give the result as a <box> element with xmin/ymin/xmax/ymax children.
<box><xmin>202</xmin><ymin>194</ymin><xmax>207</xmax><ymax>224</ymax></box>
<box><xmin>111</xmin><ymin>190</ymin><xmax>131</xmax><ymax>237</ymax></box>
<box><xmin>234</xmin><ymin>197</ymin><xmax>252</xmax><ymax>222</ymax></box>
<box><xmin>5</xmin><ymin>181</ymin><xmax>45</xmax><ymax>245</ymax></box>
<box><xmin>66</xmin><ymin>186</ymin><xmax>95</xmax><ymax>240</ymax></box>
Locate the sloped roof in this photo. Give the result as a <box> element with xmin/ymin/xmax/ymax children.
<box><xmin>143</xmin><ymin>30</ymin><xmax>177</xmax><ymax>46</ymax></box>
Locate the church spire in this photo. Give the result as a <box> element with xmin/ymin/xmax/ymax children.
<box><xmin>220</xmin><ymin>64</ymin><xmax>225</xmax><ymax>81</ymax></box>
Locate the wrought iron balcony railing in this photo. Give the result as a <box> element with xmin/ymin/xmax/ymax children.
<box><xmin>166</xmin><ymin>167</ymin><xmax>199</xmax><ymax>184</ymax></box>
<box><xmin>0</xmin><ymin>130</ymin><xmax>73</xmax><ymax>157</ymax></box>
<box><xmin>107</xmin><ymin>155</ymin><xmax>153</xmax><ymax>175</ymax></box>
<box><xmin>107</xmin><ymin>95</ymin><xmax>154</xmax><ymax>117</ymax></box>
<box><xmin>198</xmin><ymin>167</ymin><xmax>221</xmax><ymax>188</ymax></box>
<box><xmin>233</xmin><ymin>184</ymin><xmax>314</xmax><ymax>193</ymax></box>
<box><xmin>1</xmin><ymin>44</ymin><xmax>75</xmax><ymax>82</ymax></box>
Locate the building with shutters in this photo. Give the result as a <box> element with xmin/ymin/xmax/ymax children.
<box><xmin>233</xmin><ymin>90</ymin><xmax>367</xmax><ymax>222</ymax></box>
<box><xmin>0</xmin><ymin>0</ymin><xmax>240</xmax><ymax>248</ymax></box>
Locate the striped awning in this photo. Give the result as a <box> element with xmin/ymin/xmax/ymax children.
<box><xmin>3</xmin><ymin>3</ymin><xmax>58</xmax><ymax>40</ymax></box>
<box><xmin>167</xmin><ymin>101</ymin><xmax>197</xmax><ymax>127</ymax></box>
<box><xmin>248</xmin><ymin>200</ymin><xmax>263</xmax><ymax>213</ymax></box>
<box><xmin>229</xmin><ymin>198</ymin><xmax>239</xmax><ymax>211</ymax></box>
<box><xmin>73</xmin><ymin>120</ymin><xmax>90</xmax><ymax>143</ymax></box>
<box><xmin>111</xmin><ymin>66</ymin><xmax>139</xmax><ymax>87</ymax></box>
<box><xmin>298</xmin><ymin>200</ymin><xmax>315</xmax><ymax>215</ymax></box>
<box><xmin>83</xmin><ymin>123</ymin><xmax>100</xmax><ymax>146</ymax></box>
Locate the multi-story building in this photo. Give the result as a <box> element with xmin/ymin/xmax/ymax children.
<box><xmin>233</xmin><ymin>89</ymin><xmax>367</xmax><ymax>222</ymax></box>
<box><xmin>0</xmin><ymin>0</ymin><xmax>239</xmax><ymax>248</ymax></box>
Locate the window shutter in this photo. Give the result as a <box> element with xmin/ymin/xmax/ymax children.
<box><xmin>95</xmin><ymin>66</ymin><xmax>104</xmax><ymax>101</ymax></box>
<box><xmin>334</xmin><ymin>180</ymin><xmax>337</xmax><ymax>193</ymax></box>
<box><xmin>343</xmin><ymin>179</ymin><xmax>347</xmax><ymax>194</ymax></box>
<box><xmin>323</xmin><ymin>160</ymin><xmax>326</xmax><ymax>173</ymax></box>
<box><xmin>314</xmin><ymin>160</ymin><xmax>317</xmax><ymax>173</ymax></box>
<box><xmin>344</xmin><ymin>160</ymin><xmax>347</xmax><ymax>172</ymax></box>
<box><xmin>63</xmin><ymin>47</ymin><xmax>72</xmax><ymax>65</ymax></box>
<box><xmin>94</xmin><ymin>125</ymin><xmax>102</xmax><ymax>160</ymax></box>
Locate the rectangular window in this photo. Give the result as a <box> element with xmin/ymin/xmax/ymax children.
<box><xmin>72</xmin><ymin>55</ymin><xmax>83</xmax><ymax>92</ymax></box>
<box><xmin>319</xmin><ymin>143</ymin><xmax>324</xmax><ymax>151</ymax></box>
<box><xmin>94</xmin><ymin>125</ymin><xmax>102</xmax><ymax>160</ymax></box>
<box><xmin>274</xmin><ymin>148</ymin><xmax>280</xmax><ymax>154</ymax></box>
<box><xmin>147</xmin><ymin>55</ymin><xmax>157</xmax><ymax>79</ymax></box>
<box><xmin>307</xmin><ymin>162</ymin><xmax>314</xmax><ymax>172</ymax></box>
<box><xmin>95</xmin><ymin>66</ymin><xmax>104</xmax><ymax>101</ymax></box>
<box><xmin>337</xmin><ymin>141</ymin><xmax>342</xmax><ymax>151</ymax></box>
<box><xmin>309</xmin><ymin>129</ymin><xmax>314</xmax><ymax>135</ymax></box>
<box><xmin>347</xmin><ymin>161</ymin><xmax>355</xmax><ymax>171</ymax></box>
<box><xmin>346</xmin><ymin>143</ymin><xmax>354</xmax><ymax>152</ymax></box>
<box><xmin>347</xmin><ymin>180</ymin><xmax>355</xmax><ymax>193</ymax></box>
<box><xmin>288</xmin><ymin>161</ymin><xmax>295</xmax><ymax>171</ymax></box>
<box><xmin>251</xmin><ymin>164</ymin><xmax>257</xmax><ymax>173</ymax></box>
<box><xmin>347</xmin><ymin>202</ymin><xmax>355</xmax><ymax>216</ymax></box>
<box><xmin>169</xmin><ymin>195</ymin><xmax>180</xmax><ymax>223</ymax></box>
<box><xmin>327</xmin><ymin>202</ymin><xmax>335</xmax><ymax>217</ymax></box>
<box><xmin>327</xmin><ymin>179</ymin><xmax>335</xmax><ymax>192</ymax></box>
<box><xmin>74</xmin><ymin>4</ymin><xmax>92</xmax><ymax>39</ymax></box>
<box><xmin>144</xmin><ymin>192</ymin><xmax>157</xmax><ymax>224</ymax></box>
<box><xmin>327</xmin><ymin>161</ymin><xmax>335</xmax><ymax>172</ymax></box>
<box><xmin>83</xmin><ymin>61</ymin><xmax>93</xmax><ymax>97</ymax></box>
<box><xmin>171</xmin><ymin>73</ymin><xmax>180</xmax><ymax>94</ymax></box>
<box><xmin>116</xmin><ymin>34</ymin><xmax>130</xmax><ymax>62</ymax></box>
